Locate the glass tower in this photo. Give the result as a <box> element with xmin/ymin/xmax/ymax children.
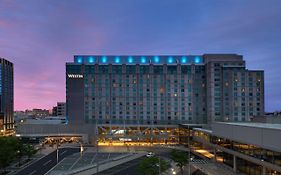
<box><xmin>0</xmin><ymin>58</ymin><xmax>14</xmax><ymax>131</ymax></box>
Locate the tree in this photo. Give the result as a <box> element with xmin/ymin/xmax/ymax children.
<box><xmin>24</xmin><ymin>144</ymin><xmax>37</xmax><ymax>160</ymax></box>
<box><xmin>138</xmin><ymin>157</ymin><xmax>168</xmax><ymax>175</ymax></box>
<box><xmin>170</xmin><ymin>150</ymin><xmax>189</xmax><ymax>175</ymax></box>
<box><xmin>0</xmin><ymin>137</ymin><xmax>19</xmax><ymax>173</ymax></box>
<box><xmin>15</xmin><ymin>142</ymin><xmax>25</xmax><ymax>167</ymax></box>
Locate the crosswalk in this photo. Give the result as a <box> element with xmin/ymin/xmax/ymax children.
<box><xmin>190</xmin><ymin>159</ymin><xmax>209</xmax><ymax>164</ymax></box>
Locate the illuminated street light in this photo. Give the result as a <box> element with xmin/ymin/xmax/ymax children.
<box><xmin>80</xmin><ymin>144</ymin><xmax>84</xmax><ymax>156</ymax></box>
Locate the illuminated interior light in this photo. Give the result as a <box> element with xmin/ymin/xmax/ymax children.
<box><xmin>77</xmin><ymin>57</ymin><xmax>82</xmax><ymax>63</ymax></box>
<box><xmin>141</xmin><ymin>56</ymin><xmax>146</xmax><ymax>63</ymax></box>
<box><xmin>168</xmin><ymin>56</ymin><xmax>173</xmax><ymax>63</ymax></box>
<box><xmin>88</xmin><ymin>56</ymin><xmax>94</xmax><ymax>63</ymax></box>
<box><xmin>115</xmin><ymin>56</ymin><xmax>120</xmax><ymax>63</ymax></box>
<box><xmin>128</xmin><ymin>56</ymin><xmax>133</xmax><ymax>63</ymax></box>
<box><xmin>195</xmin><ymin>56</ymin><xmax>201</xmax><ymax>63</ymax></box>
<box><xmin>154</xmin><ymin>56</ymin><xmax>160</xmax><ymax>63</ymax></box>
<box><xmin>181</xmin><ymin>56</ymin><xmax>187</xmax><ymax>63</ymax></box>
<box><xmin>101</xmin><ymin>56</ymin><xmax>107</xmax><ymax>63</ymax></box>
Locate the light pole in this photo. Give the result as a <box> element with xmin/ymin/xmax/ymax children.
<box><xmin>158</xmin><ymin>156</ymin><xmax>161</xmax><ymax>175</ymax></box>
<box><xmin>96</xmin><ymin>119</ymin><xmax>99</xmax><ymax>175</ymax></box>
<box><xmin>56</xmin><ymin>140</ymin><xmax>59</xmax><ymax>164</ymax></box>
<box><xmin>188</xmin><ymin>124</ymin><xmax>191</xmax><ymax>175</ymax></box>
<box><xmin>80</xmin><ymin>144</ymin><xmax>84</xmax><ymax>157</ymax></box>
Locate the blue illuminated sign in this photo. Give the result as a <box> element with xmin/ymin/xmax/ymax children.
<box><xmin>88</xmin><ymin>56</ymin><xmax>94</xmax><ymax>63</ymax></box>
<box><xmin>141</xmin><ymin>56</ymin><xmax>146</xmax><ymax>63</ymax></box>
<box><xmin>101</xmin><ymin>56</ymin><xmax>107</xmax><ymax>63</ymax></box>
<box><xmin>168</xmin><ymin>56</ymin><xmax>173</xmax><ymax>63</ymax></box>
<box><xmin>154</xmin><ymin>56</ymin><xmax>160</xmax><ymax>63</ymax></box>
<box><xmin>115</xmin><ymin>56</ymin><xmax>120</xmax><ymax>63</ymax></box>
<box><xmin>128</xmin><ymin>56</ymin><xmax>133</xmax><ymax>63</ymax></box>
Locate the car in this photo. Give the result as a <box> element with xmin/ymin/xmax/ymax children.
<box><xmin>146</xmin><ymin>152</ymin><xmax>155</xmax><ymax>158</ymax></box>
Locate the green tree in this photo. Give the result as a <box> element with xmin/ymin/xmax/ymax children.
<box><xmin>24</xmin><ymin>144</ymin><xmax>37</xmax><ymax>160</ymax></box>
<box><xmin>138</xmin><ymin>157</ymin><xmax>168</xmax><ymax>175</ymax></box>
<box><xmin>15</xmin><ymin>141</ymin><xmax>25</xmax><ymax>167</ymax></box>
<box><xmin>0</xmin><ymin>137</ymin><xmax>19</xmax><ymax>173</ymax></box>
<box><xmin>170</xmin><ymin>150</ymin><xmax>189</xmax><ymax>175</ymax></box>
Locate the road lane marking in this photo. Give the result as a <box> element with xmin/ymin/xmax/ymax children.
<box><xmin>43</xmin><ymin>160</ymin><xmax>52</xmax><ymax>166</ymax></box>
<box><xmin>28</xmin><ymin>170</ymin><xmax>36</xmax><ymax>175</ymax></box>
<box><xmin>60</xmin><ymin>150</ymin><xmax>67</xmax><ymax>156</ymax></box>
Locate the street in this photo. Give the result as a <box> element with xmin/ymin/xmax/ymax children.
<box><xmin>97</xmin><ymin>146</ymin><xmax>175</xmax><ymax>175</ymax></box>
<box><xmin>14</xmin><ymin>147</ymin><xmax>79</xmax><ymax>175</ymax></box>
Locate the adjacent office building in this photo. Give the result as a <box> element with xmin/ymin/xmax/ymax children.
<box><xmin>0</xmin><ymin>58</ymin><xmax>14</xmax><ymax>131</ymax></box>
<box><xmin>52</xmin><ymin>102</ymin><xmax>66</xmax><ymax>117</ymax></box>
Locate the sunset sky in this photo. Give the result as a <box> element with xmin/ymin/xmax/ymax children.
<box><xmin>0</xmin><ymin>0</ymin><xmax>281</xmax><ymax>111</ymax></box>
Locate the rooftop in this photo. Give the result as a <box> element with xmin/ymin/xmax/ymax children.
<box><xmin>218</xmin><ymin>122</ymin><xmax>281</xmax><ymax>131</ymax></box>
<box><xmin>69</xmin><ymin>55</ymin><xmax>204</xmax><ymax>65</ymax></box>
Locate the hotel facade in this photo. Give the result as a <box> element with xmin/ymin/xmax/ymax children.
<box><xmin>66</xmin><ymin>54</ymin><xmax>264</xmax><ymax>143</ymax></box>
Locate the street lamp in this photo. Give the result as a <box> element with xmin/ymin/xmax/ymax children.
<box><xmin>56</xmin><ymin>140</ymin><xmax>59</xmax><ymax>164</ymax></box>
<box><xmin>188</xmin><ymin>124</ymin><xmax>191</xmax><ymax>175</ymax></box>
<box><xmin>159</xmin><ymin>156</ymin><xmax>161</xmax><ymax>175</ymax></box>
<box><xmin>80</xmin><ymin>144</ymin><xmax>84</xmax><ymax>156</ymax></box>
<box><xmin>96</xmin><ymin>119</ymin><xmax>99</xmax><ymax>175</ymax></box>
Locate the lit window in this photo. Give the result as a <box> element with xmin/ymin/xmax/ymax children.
<box><xmin>154</xmin><ymin>56</ymin><xmax>160</xmax><ymax>63</ymax></box>
<box><xmin>194</xmin><ymin>56</ymin><xmax>201</xmax><ymax>63</ymax></box>
<box><xmin>181</xmin><ymin>56</ymin><xmax>187</xmax><ymax>63</ymax></box>
<box><xmin>77</xmin><ymin>57</ymin><xmax>82</xmax><ymax>63</ymax></box>
<box><xmin>128</xmin><ymin>56</ymin><xmax>133</xmax><ymax>63</ymax></box>
<box><xmin>88</xmin><ymin>56</ymin><xmax>94</xmax><ymax>63</ymax></box>
<box><xmin>141</xmin><ymin>56</ymin><xmax>146</xmax><ymax>63</ymax></box>
<box><xmin>168</xmin><ymin>56</ymin><xmax>173</xmax><ymax>63</ymax></box>
<box><xmin>101</xmin><ymin>56</ymin><xmax>107</xmax><ymax>63</ymax></box>
<box><xmin>115</xmin><ymin>56</ymin><xmax>120</xmax><ymax>63</ymax></box>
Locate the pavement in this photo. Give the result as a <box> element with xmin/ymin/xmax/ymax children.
<box><xmin>10</xmin><ymin>144</ymin><xmax>240</xmax><ymax>175</ymax></box>
<box><xmin>97</xmin><ymin>156</ymin><xmax>145</xmax><ymax>175</ymax></box>
<box><xmin>95</xmin><ymin>145</ymin><xmax>240</xmax><ymax>175</ymax></box>
<box><xmin>47</xmin><ymin>152</ymin><xmax>134</xmax><ymax>174</ymax></box>
<box><xmin>97</xmin><ymin>146</ymin><xmax>174</xmax><ymax>175</ymax></box>
<box><xmin>13</xmin><ymin>147</ymin><xmax>79</xmax><ymax>175</ymax></box>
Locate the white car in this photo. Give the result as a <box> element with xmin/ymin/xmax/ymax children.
<box><xmin>146</xmin><ymin>152</ymin><xmax>155</xmax><ymax>157</ymax></box>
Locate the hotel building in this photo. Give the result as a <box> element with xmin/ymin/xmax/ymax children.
<box><xmin>66</xmin><ymin>54</ymin><xmax>264</xmax><ymax>143</ymax></box>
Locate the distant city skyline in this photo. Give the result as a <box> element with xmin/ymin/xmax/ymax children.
<box><xmin>0</xmin><ymin>0</ymin><xmax>281</xmax><ymax>111</ymax></box>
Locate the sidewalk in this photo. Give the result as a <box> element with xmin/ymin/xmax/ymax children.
<box><xmin>159</xmin><ymin>145</ymin><xmax>241</xmax><ymax>175</ymax></box>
